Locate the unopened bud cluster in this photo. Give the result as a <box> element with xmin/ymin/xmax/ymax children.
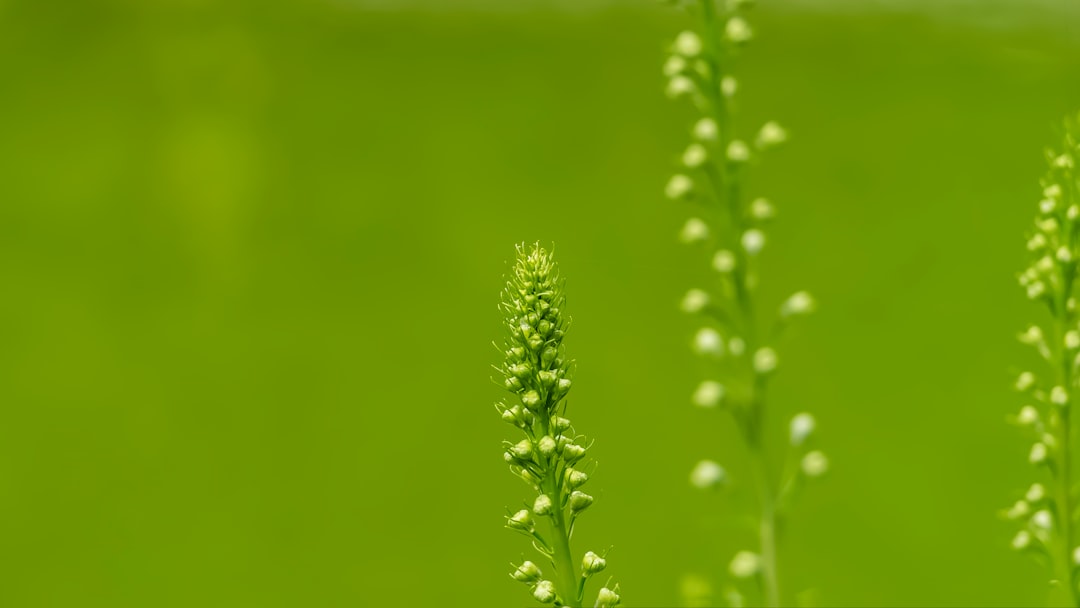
<box><xmin>496</xmin><ymin>243</ymin><xmax>618</xmax><ymax>607</ymax></box>
<box><xmin>663</xmin><ymin>2</ymin><xmax>821</xmax><ymax>602</ymax></box>
<box><xmin>1007</xmin><ymin>113</ymin><xmax>1080</xmax><ymax>604</ymax></box>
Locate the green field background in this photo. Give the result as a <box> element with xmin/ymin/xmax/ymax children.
<box><xmin>2</xmin><ymin>0</ymin><xmax>1080</xmax><ymax>605</ymax></box>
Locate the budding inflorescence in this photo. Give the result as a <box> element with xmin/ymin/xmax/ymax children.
<box><xmin>662</xmin><ymin>2</ymin><xmax>822</xmax><ymax>606</ymax></box>
<box><xmin>1008</xmin><ymin>112</ymin><xmax>1080</xmax><ymax>604</ymax></box>
<box><xmin>496</xmin><ymin>243</ymin><xmax>619</xmax><ymax>608</ymax></box>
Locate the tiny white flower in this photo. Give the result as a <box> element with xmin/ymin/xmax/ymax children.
<box><xmin>1068</xmin><ymin>331</ymin><xmax>1080</xmax><ymax>350</ymax></box>
<box><xmin>663</xmin><ymin>55</ymin><xmax>687</xmax><ymax>77</ymax></box>
<box><xmin>1016</xmin><ymin>372</ymin><xmax>1036</xmax><ymax>391</ymax></box>
<box><xmin>1027</xmin><ymin>281</ymin><xmax>1046</xmax><ymax>300</ymax></box>
<box><xmin>750</xmin><ymin>197</ymin><xmax>775</xmax><ymax>221</ymax></box>
<box><xmin>1046</xmin><ymin>184</ymin><xmax>1063</xmax><ymax>199</ymax></box>
<box><xmin>1052</xmin><ymin>385</ymin><xmax>1069</xmax><ymax>407</ymax></box>
<box><xmin>729</xmin><ymin>551</ymin><xmax>760</xmax><ymax>579</ymax></box>
<box><xmin>781</xmin><ymin>291</ymin><xmax>815</xmax><ymax>317</ymax></box>
<box><xmin>694</xmin><ymin>327</ymin><xmax>725</xmax><ymax>356</ymax></box>
<box><xmin>755</xmin><ymin>121</ymin><xmax>787</xmax><ymax>149</ymax></box>
<box><xmin>1039</xmin><ymin>218</ymin><xmax>1060</xmax><ymax>234</ymax></box>
<box><xmin>1026</xmin><ymin>483</ymin><xmax>1046</xmax><ymax>503</ymax></box>
<box><xmin>1059</xmin><ymin>246</ymin><xmax>1075</xmax><ymax>263</ymax></box>
<box><xmin>725</xmin><ymin>16</ymin><xmax>752</xmax><ymax>43</ymax></box>
<box><xmin>679</xmin><ymin>217</ymin><xmax>710</xmax><ymax>244</ymax></box>
<box><xmin>690</xmin><ymin>459</ymin><xmax>726</xmax><ymax>489</ymax></box>
<box><xmin>1032</xmin><ymin>509</ymin><xmax>1053</xmax><ymax>530</ymax></box>
<box><xmin>666</xmin><ymin>75</ymin><xmax>696</xmax><ymax>99</ymax></box>
<box><xmin>692</xmin><ymin>380</ymin><xmax>725</xmax><ymax>408</ymax></box>
<box><xmin>683</xmin><ymin>143</ymin><xmax>708</xmax><ymax>168</ymax></box>
<box><xmin>1030</xmin><ymin>442</ymin><xmax>1048</xmax><ymax>464</ymax></box>
<box><xmin>789</xmin><ymin>412</ymin><xmax>816</xmax><ymax>446</ymax></box>
<box><xmin>712</xmin><ymin>250</ymin><xmax>736</xmax><ymax>273</ymax></box>
<box><xmin>1054</xmin><ymin>154</ymin><xmax>1074</xmax><ymax>169</ymax></box>
<box><xmin>596</xmin><ymin>586</ymin><xmax>621</xmax><ymax>608</ymax></box>
<box><xmin>674</xmin><ymin>30</ymin><xmax>703</xmax><ymax>56</ymax></box>
<box><xmin>1028</xmin><ymin>233</ymin><xmax>1048</xmax><ymax>251</ymax></box>
<box><xmin>1019</xmin><ymin>325</ymin><xmax>1044</xmax><ymax>345</ymax></box>
<box><xmin>1012</xmin><ymin>530</ymin><xmax>1032</xmax><ymax>550</ymax></box>
<box><xmin>801</xmin><ymin>450</ymin><xmax>829</xmax><ymax>477</ymax></box>
<box><xmin>1040</xmin><ymin>199</ymin><xmax>1057</xmax><ymax>214</ymax></box>
<box><xmin>581</xmin><ymin>551</ymin><xmax>607</xmax><ymax>575</ymax></box>
<box><xmin>1070</xmin><ymin>205</ymin><xmax>1080</xmax><ymax>221</ymax></box>
<box><xmin>681</xmin><ymin>288</ymin><xmax>710</xmax><ymax>314</ymax></box>
<box><xmin>666</xmin><ymin>174</ymin><xmax>694</xmax><ymax>200</ymax></box>
<box><xmin>1007</xmin><ymin>499</ymin><xmax>1031</xmax><ymax>520</ymax></box>
<box><xmin>741</xmin><ymin>229</ymin><xmax>765</xmax><ymax>255</ymax></box>
<box><xmin>753</xmin><ymin>347</ymin><xmax>777</xmax><ymax>374</ymax></box>
<box><xmin>726</xmin><ymin>140</ymin><xmax>750</xmax><ymax>162</ymax></box>
<box><xmin>720</xmin><ymin>75</ymin><xmax>737</xmax><ymax>97</ymax></box>
<box><xmin>693</xmin><ymin>117</ymin><xmax>719</xmax><ymax>142</ymax></box>
<box><xmin>1018</xmin><ymin>405</ymin><xmax>1039</xmax><ymax>425</ymax></box>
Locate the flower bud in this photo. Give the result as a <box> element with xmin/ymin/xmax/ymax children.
<box><xmin>692</xmin><ymin>380</ymin><xmax>725</xmax><ymax>408</ymax></box>
<box><xmin>1030</xmin><ymin>442</ymin><xmax>1048</xmax><ymax>464</ymax></box>
<box><xmin>582</xmin><ymin>551</ymin><xmax>607</xmax><ymax>576</ymax></box>
<box><xmin>501</xmin><ymin>405</ymin><xmax>523</xmax><ymax>425</ymax></box>
<box><xmin>721</xmin><ymin>75</ymin><xmax>737</xmax><ymax>97</ymax></box>
<box><xmin>674</xmin><ymin>30</ymin><xmax>703</xmax><ymax>57</ymax></box>
<box><xmin>726</xmin><ymin>140</ymin><xmax>750</xmax><ymax>163</ymax></box>
<box><xmin>556</xmin><ymin>378</ymin><xmax>572</xmax><ymax>395</ymax></box>
<box><xmin>729</xmin><ymin>551</ymin><xmax>760</xmax><ymax>578</ymax></box>
<box><xmin>1026</xmin><ymin>483</ymin><xmax>1046</xmax><ymax>503</ymax></box>
<box><xmin>690</xmin><ymin>459</ymin><xmax>726</xmax><ymax>489</ymax></box>
<box><xmin>538</xmin><ymin>370</ymin><xmax>558</xmax><ymax>388</ymax></box>
<box><xmin>683</xmin><ymin>143</ymin><xmax>708</xmax><ymax>169</ymax></box>
<box><xmin>1052</xmin><ymin>385</ymin><xmax>1069</xmax><ymax>407</ymax></box>
<box><xmin>1006</xmin><ymin>499</ymin><xmax>1031</xmax><ymax>520</ymax></box>
<box><xmin>552</xmin><ymin>416</ymin><xmax>572</xmax><ymax>433</ymax></box>
<box><xmin>801</xmin><ymin>450</ymin><xmax>828</xmax><ymax>477</ymax></box>
<box><xmin>681</xmin><ymin>288</ymin><xmax>710</xmax><ymax>314</ymax></box>
<box><xmin>566</xmin><ymin>468</ymin><xmax>589</xmax><ymax>489</ymax></box>
<box><xmin>753</xmin><ymin>347</ymin><xmax>778</xmax><ymax>375</ymax></box>
<box><xmin>781</xmin><ymin>291</ymin><xmax>815</xmax><ymax>317</ymax></box>
<box><xmin>505</xmin><ymin>376</ymin><xmax>522</xmax><ymax>391</ymax></box>
<box><xmin>596</xmin><ymin>586</ymin><xmax>621</xmax><ymax>608</ymax></box>
<box><xmin>666</xmin><ymin>76</ymin><xmax>696</xmax><ymax>100</ymax></box>
<box><xmin>1012</xmin><ymin>530</ymin><xmax>1032</xmax><ymax>550</ymax></box>
<box><xmin>511</xmin><ymin>362</ymin><xmax>531</xmax><ymax>379</ymax></box>
<box><xmin>1018</xmin><ymin>405</ymin><xmax>1039</xmax><ymax>426</ymax></box>
<box><xmin>663</xmin><ymin>55</ymin><xmax>687</xmax><ymax>77</ymax></box>
<box><xmin>532</xmin><ymin>580</ymin><xmax>557</xmax><ymax>604</ymax></box>
<box><xmin>712</xmin><ymin>250</ymin><xmax>736</xmax><ymax>273</ymax></box>
<box><xmin>522</xmin><ymin>390</ymin><xmax>541</xmax><ymax>409</ymax></box>
<box><xmin>569</xmin><ymin>490</ymin><xmax>594</xmax><ymax>512</ymax></box>
<box><xmin>533</xmin><ymin>494</ymin><xmax>554</xmax><ymax>516</ymax></box>
<box><xmin>724</xmin><ymin>16</ymin><xmax>752</xmax><ymax>43</ymax></box>
<box><xmin>679</xmin><ymin>218</ymin><xmax>710</xmax><ymax>244</ymax></box>
<box><xmin>563</xmin><ymin>443</ymin><xmax>586</xmax><ymax>463</ymax></box>
<box><xmin>741</xmin><ymin>229</ymin><xmax>765</xmax><ymax>255</ymax></box>
<box><xmin>694</xmin><ymin>327</ymin><xmax>724</xmax><ymax>356</ymax></box>
<box><xmin>1016</xmin><ymin>372</ymin><xmax>1036</xmax><ymax>392</ymax></box>
<box><xmin>789</xmin><ymin>412</ymin><xmax>815</xmax><ymax>446</ymax></box>
<box><xmin>508</xmin><ymin>509</ymin><xmax>533</xmax><ymax>531</ymax></box>
<box><xmin>666</xmin><ymin>173</ymin><xmax>694</xmax><ymax>200</ymax></box>
<box><xmin>511</xmin><ymin>561</ymin><xmax>542</xmax><ymax>583</ymax></box>
<box><xmin>693</xmin><ymin>117</ymin><xmax>719</xmax><ymax>142</ymax></box>
<box><xmin>1033</xmin><ymin>509</ymin><xmax>1053</xmax><ymax>530</ymax></box>
<box><xmin>537</xmin><ymin>435</ymin><xmax>557</xmax><ymax>458</ymax></box>
<box><xmin>750</xmin><ymin>197</ymin><xmax>775</xmax><ymax>221</ymax></box>
<box><xmin>510</xmin><ymin>439</ymin><xmax>533</xmax><ymax>460</ymax></box>
<box><xmin>755</xmin><ymin>121</ymin><xmax>787</xmax><ymax>149</ymax></box>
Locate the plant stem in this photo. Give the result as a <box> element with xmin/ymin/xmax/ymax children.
<box><xmin>549</xmin><ymin>501</ymin><xmax>580</xmax><ymax>608</ymax></box>
<box><xmin>750</xmin><ymin>441</ymin><xmax>781</xmax><ymax>608</ymax></box>
<box><xmin>1054</xmin><ymin>296</ymin><xmax>1079</xmax><ymax>607</ymax></box>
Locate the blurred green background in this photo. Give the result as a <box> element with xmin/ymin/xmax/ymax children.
<box><xmin>1</xmin><ymin>0</ymin><xmax>1080</xmax><ymax>605</ymax></box>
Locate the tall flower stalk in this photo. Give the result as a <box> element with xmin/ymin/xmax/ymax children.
<box><xmin>496</xmin><ymin>243</ymin><xmax>621</xmax><ymax>608</ymax></box>
<box><xmin>1010</xmin><ymin>113</ymin><xmax>1080</xmax><ymax>607</ymax></box>
<box><xmin>661</xmin><ymin>2</ymin><xmax>824</xmax><ymax>606</ymax></box>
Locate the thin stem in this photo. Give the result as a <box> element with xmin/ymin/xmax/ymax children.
<box><xmin>1054</xmin><ymin>282</ymin><xmax>1079</xmax><ymax>606</ymax></box>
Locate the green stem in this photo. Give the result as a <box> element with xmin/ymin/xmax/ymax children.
<box><xmin>1053</xmin><ymin>297</ymin><xmax>1079</xmax><ymax>607</ymax></box>
<box><xmin>549</xmin><ymin>498</ymin><xmax>580</xmax><ymax>607</ymax></box>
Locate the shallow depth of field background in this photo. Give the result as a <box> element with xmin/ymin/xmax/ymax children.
<box><xmin>2</xmin><ymin>0</ymin><xmax>1080</xmax><ymax>606</ymax></box>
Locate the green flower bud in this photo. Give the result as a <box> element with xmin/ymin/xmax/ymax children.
<box><xmin>538</xmin><ymin>370</ymin><xmax>558</xmax><ymax>388</ymax></box>
<box><xmin>510</xmin><ymin>439</ymin><xmax>533</xmax><ymax>460</ymax></box>
<box><xmin>569</xmin><ymin>490</ymin><xmax>594</xmax><ymax>512</ymax></box>
<box><xmin>582</xmin><ymin>551</ymin><xmax>607</xmax><ymax>576</ymax></box>
<box><xmin>508</xmin><ymin>509</ymin><xmax>533</xmax><ymax>531</ymax></box>
<box><xmin>541</xmin><ymin>346</ymin><xmax>558</xmax><ymax>365</ymax></box>
<box><xmin>538</xmin><ymin>435</ymin><xmax>557</xmax><ymax>458</ymax></box>
<box><xmin>562</xmin><ymin>443</ymin><xmax>586</xmax><ymax>463</ymax></box>
<box><xmin>510</xmin><ymin>362</ymin><xmax>531</xmax><ymax>379</ymax></box>
<box><xmin>511</xmin><ymin>561</ymin><xmax>542</xmax><ymax>583</ymax></box>
<box><xmin>596</xmin><ymin>586</ymin><xmax>621</xmax><ymax>608</ymax></box>
<box><xmin>556</xmin><ymin>378</ymin><xmax>572</xmax><ymax>395</ymax></box>
<box><xmin>533</xmin><ymin>580</ymin><xmax>557</xmax><ymax>604</ymax></box>
<box><xmin>522</xmin><ymin>390</ymin><xmax>541</xmax><ymax>409</ymax></box>
<box><xmin>533</xmin><ymin>494</ymin><xmax>554</xmax><ymax>516</ymax></box>
<box><xmin>505</xmin><ymin>376</ymin><xmax>522</xmax><ymax>391</ymax></box>
<box><xmin>553</xmin><ymin>417</ymin><xmax>572</xmax><ymax>433</ymax></box>
<box><xmin>566</xmin><ymin>468</ymin><xmax>589</xmax><ymax>489</ymax></box>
